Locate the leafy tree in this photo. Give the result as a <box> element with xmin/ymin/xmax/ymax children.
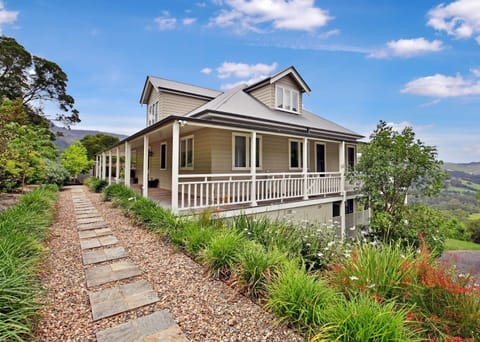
<box><xmin>0</xmin><ymin>36</ymin><xmax>79</xmax><ymax>127</ymax></box>
<box><xmin>60</xmin><ymin>141</ymin><xmax>93</xmax><ymax>181</ymax></box>
<box><xmin>80</xmin><ymin>133</ymin><xmax>119</xmax><ymax>160</ymax></box>
<box><xmin>354</xmin><ymin>121</ymin><xmax>447</xmax><ymax>246</ymax></box>
<box><xmin>43</xmin><ymin>158</ymin><xmax>70</xmax><ymax>186</ymax></box>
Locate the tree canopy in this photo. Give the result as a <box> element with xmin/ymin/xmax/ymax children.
<box><xmin>354</xmin><ymin>121</ymin><xmax>447</xmax><ymax>250</ymax></box>
<box><xmin>0</xmin><ymin>36</ymin><xmax>79</xmax><ymax>127</ymax></box>
<box><xmin>60</xmin><ymin>141</ymin><xmax>93</xmax><ymax>180</ymax></box>
<box><xmin>80</xmin><ymin>133</ymin><xmax>120</xmax><ymax>160</ymax></box>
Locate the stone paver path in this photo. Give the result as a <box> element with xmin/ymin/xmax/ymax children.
<box><xmin>70</xmin><ymin>187</ymin><xmax>186</xmax><ymax>340</ymax></box>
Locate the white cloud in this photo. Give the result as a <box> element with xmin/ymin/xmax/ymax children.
<box><xmin>427</xmin><ymin>0</ymin><xmax>480</xmax><ymax>44</ymax></box>
<box><xmin>319</xmin><ymin>29</ymin><xmax>340</xmax><ymax>39</ymax></box>
<box><xmin>0</xmin><ymin>1</ymin><xmax>18</xmax><ymax>32</ymax></box>
<box><xmin>210</xmin><ymin>0</ymin><xmax>332</xmax><ymax>32</ymax></box>
<box><xmin>216</xmin><ymin>61</ymin><xmax>278</xmax><ymax>79</ymax></box>
<box><xmin>369</xmin><ymin>38</ymin><xmax>443</xmax><ymax>58</ymax></box>
<box><xmin>154</xmin><ymin>12</ymin><xmax>177</xmax><ymax>30</ymax></box>
<box><xmin>401</xmin><ymin>70</ymin><xmax>480</xmax><ymax>97</ymax></box>
<box><xmin>200</xmin><ymin>67</ymin><xmax>213</xmax><ymax>75</ymax></box>
<box><xmin>470</xmin><ymin>67</ymin><xmax>480</xmax><ymax>77</ymax></box>
<box><xmin>183</xmin><ymin>17</ymin><xmax>197</xmax><ymax>25</ymax></box>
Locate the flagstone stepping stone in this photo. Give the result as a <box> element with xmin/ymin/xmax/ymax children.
<box><xmin>79</xmin><ymin>227</ymin><xmax>112</xmax><ymax>239</ymax></box>
<box><xmin>76</xmin><ymin>213</ymin><xmax>102</xmax><ymax>219</ymax></box>
<box><xmin>89</xmin><ymin>280</ymin><xmax>159</xmax><ymax>321</ymax></box>
<box><xmin>95</xmin><ymin>310</ymin><xmax>185</xmax><ymax>342</ymax></box>
<box><xmin>82</xmin><ymin>247</ymin><xmax>128</xmax><ymax>265</ymax></box>
<box><xmin>80</xmin><ymin>235</ymin><xmax>118</xmax><ymax>250</ymax></box>
<box><xmin>78</xmin><ymin>222</ymin><xmax>110</xmax><ymax>231</ymax></box>
<box><xmin>75</xmin><ymin>206</ymin><xmax>96</xmax><ymax>211</ymax></box>
<box><xmin>85</xmin><ymin>260</ymin><xmax>142</xmax><ymax>287</ymax></box>
<box><xmin>75</xmin><ymin>209</ymin><xmax>98</xmax><ymax>215</ymax></box>
<box><xmin>78</xmin><ymin>217</ymin><xmax>104</xmax><ymax>224</ymax></box>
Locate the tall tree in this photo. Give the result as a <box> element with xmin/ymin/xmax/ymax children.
<box><xmin>354</xmin><ymin>121</ymin><xmax>447</xmax><ymax>244</ymax></box>
<box><xmin>0</xmin><ymin>36</ymin><xmax>79</xmax><ymax>127</ymax></box>
<box><xmin>80</xmin><ymin>134</ymin><xmax>120</xmax><ymax>160</ymax></box>
<box><xmin>60</xmin><ymin>141</ymin><xmax>92</xmax><ymax>181</ymax></box>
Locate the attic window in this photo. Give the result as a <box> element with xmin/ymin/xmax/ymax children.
<box><xmin>276</xmin><ymin>85</ymin><xmax>299</xmax><ymax>113</ymax></box>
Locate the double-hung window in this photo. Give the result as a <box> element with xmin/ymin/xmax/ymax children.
<box><xmin>232</xmin><ymin>133</ymin><xmax>262</xmax><ymax>169</ymax></box>
<box><xmin>180</xmin><ymin>136</ymin><xmax>193</xmax><ymax>169</ymax></box>
<box><xmin>276</xmin><ymin>86</ymin><xmax>299</xmax><ymax>113</ymax></box>
<box><xmin>289</xmin><ymin>139</ymin><xmax>303</xmax><ymax>169</ymax></box>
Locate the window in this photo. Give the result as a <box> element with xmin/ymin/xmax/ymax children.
<box><xmin>180</xmin><ymin>136</ymin><xmax>193</xmax><ymax>169</ymax></box>
<box><xmin>232</xmin><ymin>133</ymin><xmax>262</xmax><ymax>169</ymax></box>
<box><xmin>345</xmin><ymin>199</ymin><xmax>354</xmax><ymax>214</ymax></box>
<box><xmin>289</xmin><ymin>139</ymin><xmax>303</xmax><ymax>169</ymax></box>
<box><xmin>148</xmin><ymin>101</ymin><xmax>159</xmax><ymax>126</ymax></box>
<box><xmin>276</xmin><ymin>86</ymin><xmax>300</xmax><ymax>113</ymax></box>
<box><xmin>160</xmin><ymin>142</ymin><xmax>167</xmax><ymax>170</ymax></box>
<box><xmin>347</xmin><ymin>146</ymin><xmax>355</xmax><ymax>171</ymax></box>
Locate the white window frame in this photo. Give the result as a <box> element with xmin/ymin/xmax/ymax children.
<box><xmin>231</xmin><ymin>133</ymin><xmax>262</xmax><ymax>170</ymax></box>
<box><xmin>276</xmin><ymin>85</ymin><xmax>300</xmax><ymax>113</ymax></box>
<box><xmin>180</xmin><ymin>135</ymin><xmax>194</xmax><ymax>170</ymax></box>
<box><xmin>289</xmin><ymin>139</ymin><xmax>303</xmax><ymax>170</ymax></box>
<box><xmin>160</xmin><ymin>141</ymin><xmax>167</xmax><ymax>170</ymax></box>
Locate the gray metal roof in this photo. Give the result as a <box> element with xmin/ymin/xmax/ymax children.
<box><xmin>145</xmin><ymin>76</ymin><xmax>221</xmax><ymax>100</ymax></box>
<box><xmin>187</xmin><ymin>84</ymin><xmax>362</xmax><ymax>138</ymax></box>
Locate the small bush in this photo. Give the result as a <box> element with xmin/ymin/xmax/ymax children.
<box><xmin>314</xmin><ymin>295</ymin><xmax>420</xmax><ymax>342</ymax></box>
<box><xmin>102</xmin><ymin>184</ymin><xmax>137</xmax><ymax>202</ymax></box>
<box><xmin>201</xmin><ymin>229</ymin><xmax>245</xmax><ymax>279</ymax></box>
<box><xmin>234</xmin><ymin>242</ymin><xmax>287</xmax><ymax>299</ymax></box>
<box><xmin>182</xmin><ymin>222</ymin><xmax>217</xmax><ymax>257</ymax></box>
<box><xmin>87</xmin><ymin>177</ymin><xmax>108</xmax><ymax>193</ymax></box>
<box><xmin>266</xmin><ymin>262</ymin><xmax>338</xmax><ymax>335</ymax></box>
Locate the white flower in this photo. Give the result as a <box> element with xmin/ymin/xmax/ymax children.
<box><xmin>344</xmin><ymin>253</ymin><xmax>351</xmax><ymax>258</ymax></box>
<box><xmin>400</xmin><ymin>254</ymin><xmax>406</xmax><ymax>259</ymax></box>
<box><xmin>327</xmin><ymin>241</ymin><xmax>335</xmax><ymax>247</ymax></box>
<box><xmin>324</xmin><ymin>247</ymin><xmax>329</xmax><ymax>251</ymax></box>
<box><xmin>317</xmin><ymin>252</ymin><xmax>324</xmax><ymax>257</ymax></box>
<box><xmin>306</xmin><ymin>243</ymin><xmax>311</xmax><ymax>247</ymax></box>
<box><xmin>459</xmin><ymin>273</ymin><xmax>465</xmax><ymax>278</ymax></box>
<box><xmin>349</xmin><ymin>226</ymin><xmax>356</xmax><ymax>231</ymax></box>
<box><xmin>367</xmin><ymin>283</ymin><xmax>376</xmax><ymax>288</ymax></box>
<box><xmin>128</xmin><ymin>197</ymin><xmax>134</xmax><ymax>201</ymax></box>
<box><xmin>350</xmin><ymin>276</ymin><xmax>359</xmax><ymax>281</ymax></box>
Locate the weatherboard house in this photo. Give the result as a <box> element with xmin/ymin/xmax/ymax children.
<box><xmin>96</xmin><ymin>66</ymin><xmax>368</xmax><ymax>236</ymax></box>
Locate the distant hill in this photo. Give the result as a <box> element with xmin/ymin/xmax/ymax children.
<box><xmin>416</xmin><ymin>161</ymin><xmax>480</xmax><ymax>213</ymax></box>
<box><xmin>51</xmin><ymin>125</ymin><xmax>128</xmax><ymax>153</ymax></box>
<box><xmin>443</xmin><ymin>162</ymin><xmax>480</xmax><ymax>175</ymax></box>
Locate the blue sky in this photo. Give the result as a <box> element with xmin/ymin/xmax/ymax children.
<box><xmin>2</xmin><ymin>0</ymin><xmax>480</xmax><ymax>163</ymax></box>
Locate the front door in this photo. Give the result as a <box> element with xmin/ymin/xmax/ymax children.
<box><xmin>316</xmin><ymin>143</ymin><xmax>326</xmax><ymax>175</ymax></box>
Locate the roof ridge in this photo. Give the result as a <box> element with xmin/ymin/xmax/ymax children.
<box><xmin>148</xmin><ymin>75</ymin><xmax>220</xmax><ymax>93</ymax></box>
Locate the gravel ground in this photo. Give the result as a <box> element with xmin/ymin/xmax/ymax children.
<box><xmin>35</xmin><ymin>186</ymin><xmax>303</xmax><ymax>341</ymax></box>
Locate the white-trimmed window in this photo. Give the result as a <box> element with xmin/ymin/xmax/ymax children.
<box><xmin>276</xmin><ymin>85</ymin><xmax>299</xmax><ymax>113</ymax></box>
<box><xmin>289</xmin><ymin>139</ymin><xmax>303</xmax><ymax>169</ymax></box>
<box><xmin>160</xmin><ymin>142</ymin><xmax>167</xmax><ymax>170</ymax></box>
<box><xmin>180</xmin><ymin>135</ymin><xmax>193</xmax><ymax>169</ymax></box>
<box><xmin>148</xmin><ymin>101</ymin><xmax>159</xmax><ymax>126</ymax></box>
<box><xmin>232</xmin><ymin>133</ymin><xmax>262</xmax><ymax>169</ymax></box>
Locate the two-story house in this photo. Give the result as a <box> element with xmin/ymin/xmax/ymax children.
<box><xmin>96</xmin><ymin>66</ymin><xmax>369</xmax><ymax>237</ymax></box>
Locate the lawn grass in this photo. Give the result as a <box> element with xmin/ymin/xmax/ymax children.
<box><xmin>468</xmin><ymin>212</ymin><xmax>480</xmax><ymax>221</ymax></box>
<box><xmin>444</xmin><ymin>238</ymin><xmax>480</xmax><ymax>251</ymax></box>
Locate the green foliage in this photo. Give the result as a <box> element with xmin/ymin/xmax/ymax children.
<box><xmin>42</xmin><ymin>158</ymin><xmax>69</xmax><ymax>186</ymax></box>
<box><xmin>179</xmin><ymin>221</ymin><xmax>217</xmax><ymax>257</ymax></box>
<box><xmin>0</xmin><ymin>100</ymin><xmax>58</xmax><ymax>191</ymax></box>
<box><xmin>80</xmin><ymin>134</ymin><xmax>119</xmax><ymax>160</ymax></box>
<box><xmin>314</xmin><ymin>295</ymin><xmax>420</xmax><ymax>342</ymax></box>
<box><xmin>0</xmin><ymin>185</ymin><xmax>58</xmax><ymax>340</ymax></box>
<box><xmin>0</xmin><ymin>36</ymin><xmax>79</xmax><ymax>127</ymax></box>
<box><xmin>234</xmin><ymin>242</ymin><xmax>287</xmax><ymax>299</ymax></box>
<box><xmin>87</xmin><ymin>177</ymin><xmax>108</xmax><ymax>193</ymax></box>
<box><xmin>354</xmin><ymin>120</ymin><xmax>446</xmax><ymax>247</ymax></box>
<box><xmin>328</xmin><ymin>243</ymin><xmax>418</xmax><ymax>301</ymax></box>
<box><xmin>201</xmin><ymin>229</ymin><xmax>245</xmax><ymax>279</ymax></box>
<box><xmin>467</xmin><ymin>218</ymin><xmax>480</xmax><ymax>244</ymax></box>
<box><xmin>60</xmin><ymin>141</ymin><xmax>92</xmax><ymax>180</ymax></box>
<box><xmin>266</xmin><ymin>262</ymin><xmax>338</xmax><ymax>335</ymax></box>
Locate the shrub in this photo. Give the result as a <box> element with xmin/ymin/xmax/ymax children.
<box><xmin>201</xmin><ymin>229</ymin><xmax>245</xmax><ymax>279</ymax></box>
<box><xmin>266</xmin><ymin>262</ymin><xmax>338</xmax><ymax>335</ymax></box>
<box><xmin>314</xmin><ymin>295</ymin><xmax>420</xmax><ymax>342</ymax></box>
<box><xmin>233</xmin><ymin>242</ymin><xmax>287</xmax><ymax>300</ymax></box>
<box><xmin>467</xmin><ymin>218</ymin><xmax>480</xmax><ymax>244</ymax></box>
<box><xmin>182</xmin><ymin>222</ymin><xmax>217</xmax><ymax>257</ymax></box>
<box><xmin>87</xmin><ymin>177</ymin><xmax>108</xmax><ymax>193</ymax></box>
<box><xmin>327</xmin><ymin>243</ymin><xmax>418</xmax><ymax>302</ymax></box>
<box><xmin>0</xmin><ymin>185</ymin><xmax>58</xmax><ymax>340</ymax></box>
<box><xmin>102</xmin><ymin>183</ymin><xmax>137</xmax><ymax>202</ymax></box>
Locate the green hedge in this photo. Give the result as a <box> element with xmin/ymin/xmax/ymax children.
<box><xmin>0</xmin><ymin>185</ymin><xmax>58</xmax><ymax>341</ymax></box>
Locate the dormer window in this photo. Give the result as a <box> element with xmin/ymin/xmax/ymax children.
<box><xmin>148</xmin><ymin>101</ymin><xmax>159</xmax><ymax>126</ymax></box>
<box><xmin>276</xmin><ymin>85</ymin><xmax>299</xmax><ymax>113</ymax></box>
